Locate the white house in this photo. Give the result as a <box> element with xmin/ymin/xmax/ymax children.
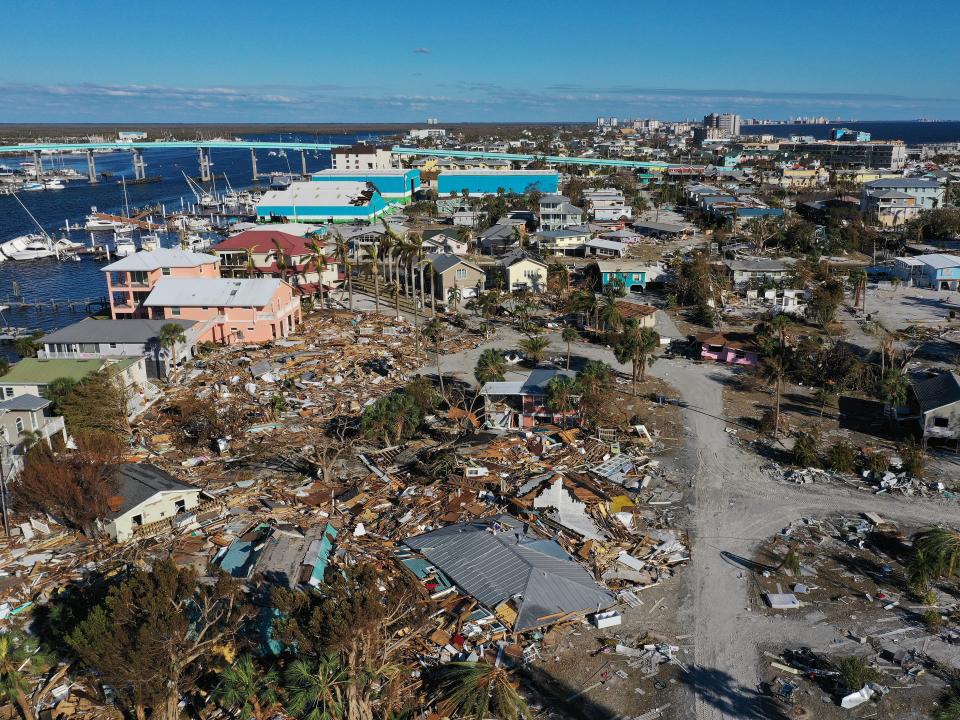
<box><xmin>497</xmin><ymin>250</ymin><xmax>549</xmax><ymax>292</ymax></box>
<box><xmin>103</xmin><ymin>464</ymin><xmax>204</xmax><ymax>542</ymax></box>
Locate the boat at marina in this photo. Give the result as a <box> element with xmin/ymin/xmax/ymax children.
<box><xmin>113</xmin><ymin>231</ymin><xmax>137</xmax><ymax>257</ymax></box>
<box><xmin>84</xmin><ymin>212</ymin><xmax>129</xmax><ymax>232</ymax></box>
<box><xmin>0</xmin><ymin>234</ymin><xmax>41</xmax><ymax>258</ymax></box>
<box><xmin>9</xmin><ymin>237</ymin><xmax>57</xmax><ymax>261</ymax></box>
<box><xmin>43</xmin><ymin>180</ymin><xmax>65</xmax><ymax>190</ymax></box>
<box><xmin>139</xmin><ymin>233</ymin><xmax>161</xmax><ymax>251</ymax></box>
<box><xmin>21</xmin><ymin>182</ymin><xmax>44</xmax><ymax>192</ymax></box>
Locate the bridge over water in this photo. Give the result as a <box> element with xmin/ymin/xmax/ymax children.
<box><xmin>0</xmin><ymin>140</ymin><xmax>673</xmax><ymax>183</ymax></box>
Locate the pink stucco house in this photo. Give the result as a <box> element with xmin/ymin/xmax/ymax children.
<box><xmin>142</xmin><ymin>277</ymin><xmax>302</xmax><ymax>344</ymax></box>
<box><xmin>698</xmin><ymin>332</ymin><xmax>760</xmax><ymax>366</ymax></box>
<box><xmin>103</xmin><ymin>249</ymin><xmax>220</xmax><ymax>319</ymax></box>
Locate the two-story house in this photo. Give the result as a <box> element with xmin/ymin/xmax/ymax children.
<box><xmin>142</xmin><ymin>277</ymin><xmax>301</xmax><ymax>344</ymax></box>
<box><xmin>539</xmin><ymin>194</ymin><xmax>583</xmax><ymax>231</ymax></box>
<box><xmin>210</xmin><ymin>229</ymin><xmax>339</xmax><ymax>297</ymax></box>
<box><xmin>103</xmin><ymin>249</ymin><xmax>220</xmax><ymax>319</ymax></box>
<box><xmin>862</xmin><ymin>178</ymin><xmax>945</xmax><ymax>211</ymax></box>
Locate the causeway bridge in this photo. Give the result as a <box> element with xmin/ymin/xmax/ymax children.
<box><xmin>0</xmin><ymin>140</ymin><xmax>673</xmax><ymax>183</ymax></box>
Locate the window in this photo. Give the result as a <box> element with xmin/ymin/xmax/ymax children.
<box><xmin>2</xmin><ymin>388</ymin><xmax>11</xmax><ymax>398</ymax></box>
<box><xmin>15</xmin><ymin>418</ymin><xmax>23</xmax><ymax>434</ymax></box>
<box><xmin>456</xmin><ymin>268</ymin><xmax>468</xmax><ymax>280</ymax></box>
<box><xmin>109</xmin><ymin>343</ymin><xmax>118</xmax><ymax>349</ymax></box>
<box><xmin>934</xmin><ymin>417</ymin><xmax>950</xmax><ymax>428</ymax></box>
<box><xmin>162</xmin><ymin>267</ymin><xmax>171</xmax><ymax>276</ymax></box>
<box><xmin>170</xmin><ymin>307</ymin><xmax>181</xmax><ymax>317</ymax></box>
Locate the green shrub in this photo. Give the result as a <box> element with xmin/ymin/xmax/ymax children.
<box><xmin>865</xmin><ymin>450</ymin><xmax>890</xmax><ymax>475</ymax></box>
<box><xmin>899</xmin><ymin>441</ymin><xmax>925</xmax><ymax>478</ymax></box>
<box><xmin>924</xmin><ymin>610</ymin><xmax>944</xmax><ymax>633</ymax></box>
<box><xmin>792</xmin><ymin>431</ymin><xmax>820</xmax><ymax>467</ymax></box>
<box><xmin>838</xmin><ymin>656</ymin><xmax>882</xmax><ymax>691</ymax></box>
<box><xmin>828</xmin><ymin>441</ymin><xmax>856</xmax><ymax>473</ymax></box>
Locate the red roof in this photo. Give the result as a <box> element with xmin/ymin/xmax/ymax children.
<box><xmin>213</xmin><ymin>229</ymin><xmax>317</xmax><ymax>255</ymax></box>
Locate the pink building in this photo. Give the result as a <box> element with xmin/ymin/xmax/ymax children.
<box><xmin>142</xmin><ymin>277</ymin><xmax>302</xmax><ymax>344</ymax></box>
<box><xmin>698</xmin><ymin>332</ymin><xmax>760</xmax><ymax>366</ymax></box>
<box><xmin>103</xmin><ymin>249</ymin><xmax>220</xmax><ymax>319</ymax></box>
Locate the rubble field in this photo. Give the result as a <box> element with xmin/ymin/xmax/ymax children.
<box><xmin>750</xmin><ymin>513</ymin><xmax>960</xmax><ymax>719</ymax></box>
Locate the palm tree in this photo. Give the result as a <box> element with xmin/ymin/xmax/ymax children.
<box><xmin>598</xmin><ymin>294</ymin><xmax>623</xmax><ymax>334</ymax></box>
<box><xmin>159</xmin><ymin>322</ymin><xmax>187</xmax><ymax>368</ymax></box>
<box><xmin>850</xmin><ymin>269</ymin><xmax>867</xmax><ymax>312</ymax></box>
<box><xmin>913</xmin><ymin>527</ymin><xmax>960</xmax><ymax>583</ymax></box>
<box><xmin>271</xmin><ymin>238</ymin><xmax>290</xmax><ymax>285</ymax></box>
<box><xmin>769</xmin><ymin>313</ymin><xmax>790</xmax><ymax>349</ymax></box>
<box><xmin>934</xmin><ymin>693</ymin><xmax>960</xmax><ymax>720</ymax></box>
<box><xmin>512</xmin><ymin>224</ymin><xmax>528</xmax><ymax>250</ymax></box>
<box><xmin>306</xmin><ymin>238</ymin><xmax>329</xmax><ymax>308</ymax></box>
<box><xmin>613</xmin><ymin>320</ymin><xmax>660</xmax><ymax>395</ymax></box>
<box><xmin>448</xmin><ymin>285</ymin><xmax>462</xmax><ymax>313</ymax></box>
<box><xmin>545</xmin><ymin>375</ymin><xmax>579</xmax><ymax>425</ymax></box>
<box><xmin>369</xmin><ymin>241</ymin><xmax>382</xmax><ymax>315</ymax></box>
<box><xmin>474</xmin><ymin>348</ymin><xmax>507</xmax><ymax>386</ymax></box>
<box><xmin>883</xmin><ymin>368</ymin><xmax>910</xmax><ymax>407</ymax></box>
<box><xmin>333</xmin><ymin>231</ymin><xmax>353</xmax><ymax>311</ymax></box>
<box><xmin>423</xmin><ymin>256</ymin><xmax>437</xmax><ymax>317</ymax></box>
<box><xmin>213</xmin><ymin>654</ymin><xmax>280</xmax><ymax>720</ymax></box>
<box><xmin>0</xmin><ymin>634</ymin><xmax>35</xmax><ymax>720</ymax></box>
<box><xmin>242</xmin><ymin>246</ymin><xmax>259</xmax><ymax>278</ymax></box>
<box><xmin>380</xmin><ymin>218</ymin><xmax>400</xmax><ymax>285</ymax></box>
<box><xmin>561</xmin><ymin>326</ymin><xmax>579</xmax><ymax>370</ymax></box>
<box><xmin>14</xmin><ymin>332</ymin><xmax>41</xmax><ymax>359</ymax></box>
<box><xmin>434</xmin><ymin>661</ymin><xmax>528</xmax><ymax>720</ymax></box>
<box><xmin>518</xmin><ymin>334</ymin><xmax>550</xmax><ymax>365</ymax></box>
<box><xmin>284</xmin><ymin>655</ymin><xmax>347</xmax><ymax>720</ymax></box>
<box><xmin>386</xmin><ymin>281</ymin><xmax>401</xmax><ymax>320</ymax></box>
<box><xmin>45</xmin><ymin>376</ymin><xmax>76</xmax><ymax>415</ymax></box>
<box><xmin>409</xmin><ymin>232</ymin><xmax>428</xmax><ymax>316</ymax></box>
<box><xmin>760</xmin><ymin>355</ymin><xmax>787</xmax><ymax>436</ymax></box>
<box><xmin>425</xmin><ymin>318</ymin><xmax>446</xmax><ymax>396</ymax></box>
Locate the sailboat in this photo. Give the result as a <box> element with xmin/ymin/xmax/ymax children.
<box><xmin>9</xmin><ymin>237</ymin><xmax>58</xmax><ymax>260</ymax></box>
<box><xmin>5</xmin><ymin>192</ymin><xmax>60</xmax><ymax>260</ymax></box>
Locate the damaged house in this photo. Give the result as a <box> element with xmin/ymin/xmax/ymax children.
<box><xmin>103</xmin><ymin>464</ymin><xmax>205</xmax><ymax>542</ymax></box>
<box><xmin>404</xmin><ymin>515</ymin><xmax>614</xmax><ymax>631</ymax></box>
<box><xmin>479</xmin><ymin>368</ymin><xmax>578</xmax><ymax>431</ymax></box>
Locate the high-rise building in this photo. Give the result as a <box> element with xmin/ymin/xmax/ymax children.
<box><xmin>597</xmin><ymin>117</ymin><xmax>608</xmax><ymax>128</ymax></box>
<box><xmin>703</xmin><ymin>113</ymin><xmax>741</xmax><ymax>137</ymax></box>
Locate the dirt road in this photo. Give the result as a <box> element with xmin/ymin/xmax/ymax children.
<box><xmin>649</xmin><ymin>357</ymin><xmax>960</xmax><ymax>719</ymax></box>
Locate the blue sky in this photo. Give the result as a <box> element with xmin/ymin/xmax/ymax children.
<box><xmin>4</xmin><ymin>0</ymin><xmax>959</xmax><ymax>122</ymax></box>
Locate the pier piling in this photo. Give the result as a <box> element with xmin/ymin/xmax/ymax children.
<box><xmin>86</xmin><ymin>150</ymin><xmax>98</xmax><ymax>183</ymax></box>
<box><xmin>250</xmin><ymin>148</ymin><xmax>258</xmax><ymax>180</ymax></box>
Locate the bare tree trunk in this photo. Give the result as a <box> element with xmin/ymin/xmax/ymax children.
<box><xmin>15</xmin><ymin>689</ymin><xmax>35</xmax><ymax>720</ymax></box>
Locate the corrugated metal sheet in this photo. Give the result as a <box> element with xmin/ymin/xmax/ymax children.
<box><xmin>405</xmin><ymin>515</ymin><xmax>613</xmax><ymax>630</ymax></box>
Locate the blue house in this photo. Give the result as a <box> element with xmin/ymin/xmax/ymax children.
<box><xmin>311</xmin><ymin>169</ymin><xmax>421</xmax><ymax>204</ymax></box>
<box><xmin>438</xmin><ymin>170</ymin><xmax>559</xmax><ymax>196</ymax></box>
<box><xmin>595</xmin><ymin>260</ymin><xmax>650</xmax><ymax>292</ymax></box>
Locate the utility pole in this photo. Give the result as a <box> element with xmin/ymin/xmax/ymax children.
<box><xmin>0</xmin><ymin>443</ymin><xmax>10</xmax><ymax>537</ymax></box>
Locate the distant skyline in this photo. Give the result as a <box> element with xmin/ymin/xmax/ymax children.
<box><xmin>4</xmin><ymin>0</ymin><xmax>960</xmax><ymax>123</ymax></box>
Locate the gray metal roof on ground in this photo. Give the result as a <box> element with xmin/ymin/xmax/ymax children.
<box><xmin>144</xmin><ymin>278</ymin><xmax>284</xmax><ymax>308</ymax></box>
<box><xmin>404</xmin><ymin>514</ymin><xmax>613</xmax><ymax>630</ymax></box>
<box><xmin>41</xmin><ymin>318</ymin><xmax>196</xmax><ymax>345</ymax></box>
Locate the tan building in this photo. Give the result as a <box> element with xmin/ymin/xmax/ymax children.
<box><xmin>427</xmin><ymin>253</ymin><xmax>486</xmax><ymax>305</ymax></box>
<box><xmin>497</xmin><ymin>251</ymin><xmax>548</xmax><ymax>292</ymax></box>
